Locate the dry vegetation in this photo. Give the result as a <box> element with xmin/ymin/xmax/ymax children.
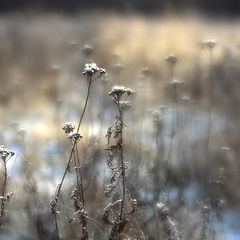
<box><xmin>0</xmin><ymin>12</ymin><xmax>240</xmax><ymax>240</ymax></box>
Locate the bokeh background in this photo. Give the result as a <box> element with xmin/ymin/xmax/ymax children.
<box><xmin>0</xmin><ymin>1</ymin><xmax>240</xmax><ymax>240</ymax></box>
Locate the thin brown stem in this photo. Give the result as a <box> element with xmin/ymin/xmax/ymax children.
<box><xmin>117</xmin><ymin>101</ymin><xmax>126</xmax><ymax>221</ymax></box>
<box><xmin>0</xmin><ymin>159</ymin><xmax>7</xmax><ymax>227</ymax></box>
<box><xmin>53</xmin><ymin>78</ymin><xmax>92</xmax><ymax>240</ymax></box>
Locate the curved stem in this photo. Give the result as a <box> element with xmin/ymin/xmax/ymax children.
<box><xmin>53</xmin><ymin>78</ymin><xmax>92</xmax><ymax>239</ymax></box>
<box><xmin>56</xmin><ymin>80</ymin><xmax>92</xmax><ymax>198</ymax></box>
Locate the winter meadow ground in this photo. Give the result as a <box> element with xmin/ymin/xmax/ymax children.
<box><xmin>0</xmin><ymin>11</ymin><xmax>240</xmax><ymax>240</ymax></box>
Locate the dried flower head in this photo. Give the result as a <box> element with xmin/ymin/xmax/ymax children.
<box><xmin>0</xmin><ymin>145</ymin><xmax>15</xmax><ymax>161</ymax></box>
<box><xmin>62</xmin><ymin>122</ymin><xmax>75</xmax><ymax>134</ymax></box>
<box><xmin>108</xmin><ymin>86</ymin><xmax>135</xmax><ymax>99</ymax></box>
<box><xmin>67</xmin><ymin>132</ymin><xmax>83</xmax><ymax>142</ymax></box>
<box><xmin>200</xmin><ymin>39</ymin><xmax>217</xmax><ymax>49</ymax></box>
<box><xmin>81</xmin><ymin>44</ymin><xmax>94</xmax><ymax>56</ymax></box>
<box><xmin>141</xmin><ymin>67</ymin><xmax>152</xmax><ymax>77</ymax></box>
<box><xmin>220</xmin><ymin>146</ymin><xmax>231</xmax><ymax>151</ymax></box>
<box><xmin>165</xmin><ymin>54</ymin><xmax>178</xmax><ymax>65</ymax></box>
<box><xmin>181</xmin><ymin>95</ymin><xmax>190</xmax><ymax>103</ymax></box>
<box><xmin>82</xmin><ymin>63</ymin><xmax>106</xmax><ymax>80</ymax></box>
<box><xmin>170</xmin><ymin>79</ymin><xmax>182</xmax><ymax>88</ymax></box>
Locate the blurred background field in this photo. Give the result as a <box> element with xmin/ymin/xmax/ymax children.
<box><xmin>0</xmin><ymin>1</ymin><xmax>240</xmax><ymax>240</ymax></box>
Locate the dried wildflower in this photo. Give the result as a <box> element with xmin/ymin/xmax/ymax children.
<box><xmin>81</xmin><ymin>44</ymin><xmax>94</xmax><ymax>56</ymax></box>
<box><xmin>165</xmin><ymin>54</ymin><xmax>178</xmax><ymax>65</ymax></box>
<box><xmin>62</xmin><ymin>122</ymin><xmax>75</xmax><ymax>134</ymax></box>
<box><xmin>67</xmin><ymin>132</ymin><xmax>83</xmax><ymax>142</ymax></box>
<box><xmin>108</xmin><ymin>86</ymin><xmax>135</xmax><ymax>99</ymax></box>
<box><xmin>141</xmin><ymin>67</ymin><xmax>152</xmax><ymax>77</ymax></box>
<box><xmin>82</xmin><ymin>63</ymin><xmax>105</xmax><ymax>80</ymax></box>
<box><xmin>200</xmin><ymin>39</ymin><xmax>217</xmax><ymax>49</ymax></box>
<box><xmin>181</xmin><ymin>95</ymin><xmax>190</xmax><ymax>103</ymax></box>
<box><xmin>170</xmin><ymin>79</ymin><xmax>182</xmax><ymax>88</ymax></box>
<box><xmin>220</xmin><ymin>146</ymin><xmax>231</xmax><ymax>151</ymax></box>
<box><xmin>104</xmin><ymin>85</ymin><xmax>136</xmax><ymax>240</ymax></box>
<box><xmin>0</xmin><ymin>145</ymin><xmax>15</xmax><ymax>161</ymax></box>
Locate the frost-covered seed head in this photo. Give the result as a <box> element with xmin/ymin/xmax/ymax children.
<box><xmin>165</xmin><ymin>54</ymin><xmax>178</xmax><ymax>65</ymax></box>
<box><xmin>181</xmin><ymin>96</ymin><xmax>190</xmax><ymax>103</ymax></box>
<box><xmin>170</xmin><ymin>79</ymin><xmax>182</xmax><ymax>87</ymax></box>
<box><xmin>82</xmin><ymin>63</ymin><xmax>105</xmax><ymax>80</ymax></box>
<box><xmin>141</xmin><ymin>67</ymin><xmax>152</xmax><ymax>77</ymax></box>
<box><xmin>200</xmin><ymin>39</ymin><xmax>217</xmax><ymax>49</ymax></box>
<box><xmin>62</xmin><ymin>122</ymin><xmax>75</xmax><ymax>134</ymax></box>
<box><xmin>220</xmin><ymin>146</ymin><xmax>231</xmax><ymax>151</ymax></box>
<box><xmin>81</xmin><ymin>44</ymin><xmax>94</xmax><ymax>55</ymax></box>
<box><xmin>67</xmin><ymin>132</ymin><xmax>82</xmax><ymax>142</ymax></box>
<box><xmin>108</xmin><ymin>86</ymin><xmax>135</xmax><ymax>98</ymax></box>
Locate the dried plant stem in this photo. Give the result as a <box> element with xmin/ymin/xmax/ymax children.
<box><xmin>166</xmin><ymin>85</ymin><xmax>178</xmax><ymax>202</ymax></box>
<box><xmin>53</xmin><ymin>79</ymin><xmax>92</xmax><ymax>240</ymax></box>
<box><xmin>139</xmin><ymin>75</ymin><xmax>148</xmax><ymax>147</ymax></box>
<box><xmin>156</xmin><ymin>202</ymin><xmax>182</xmax><ymax>240</ymax></box>
<box><xmin>54</xmin><ymin>214</ymin><xmax>59</xmax><ymax>240</ymax></box>
<box><xmin>0</xmin><ymin>159</ymin><xmax>7</xmax><ymax>227</ymax></box>
<box><xmin>204</xmin><ymin>49</ymin><xmax>214</xmax><ymax>197</ymax></box>
<box><xmin>117</xmin><ymin>102</ymin><xmax>126</xmax><ymax>221</ymax></box>
<box><xmin>206</xmin><ymin>49</ymin><xmax>213</xmax><ymax>163</ymax></box>
<box><xmin>56</xmin><ymin>80</ymin><xmax>91</xmax><ymax>197</ymax></box>
<box><xmin>75</xmin><ymin>145</ymin><xmax>85</xmax><ymax>206</ymax></box>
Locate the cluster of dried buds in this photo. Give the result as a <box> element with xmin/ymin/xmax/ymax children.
<box><xmin>108</xmin><ymin>86</ymin><xmax>135</xmax><ymax>102</ymax></box>
<box><xmin>82</xmin><ymin>63</ymin><xmax>105</xmax><ymax>81</ymax></box>
<box><xmin>62</xmin><ymin>122</ymin><xmax>82</xmax><ymax>142</ymax></box>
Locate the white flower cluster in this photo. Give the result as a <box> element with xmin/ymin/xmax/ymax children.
<box><xmin>67</xmin><ymin>132</ymin><xmax>82</xmax><ymax>142</ymax></box>
<box><xmin>82</xmin><ymin>63</ymin><xmax>105</xmax><ymax>80</ymax></box>
<box><xmin>170</xmin><ymin>79</ymin><xmax>182</xmax><ymax>87</ymax></box>
<box><xmin>108</xmin><ymin>86</ymin><xmax>135</xmax><ymax>98</ymax></box>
